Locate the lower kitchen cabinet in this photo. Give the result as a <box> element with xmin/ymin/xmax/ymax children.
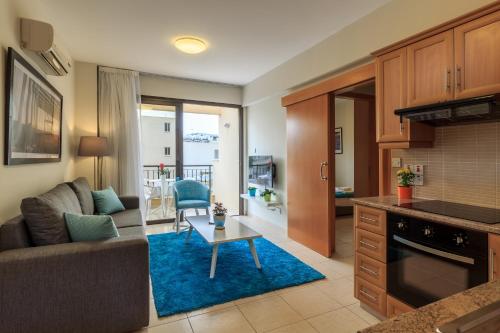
<box><xmin>386</xmin><ymin>295</ymin><xmax>414</xmax><ymax>318</ymax></box>
<box><xmin>489</xmin><ymin>233</ymin><xmax>500</xmax><ymax>281</ymax></box>
<box><xmin>355</xmin><ymin>276</ymin><xmax>387</xmax><ymax>316</ymax></box>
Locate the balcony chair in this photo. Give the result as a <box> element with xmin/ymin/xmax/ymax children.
<box><xmin>173</xmin><ymin>180</ymin><xmax>211</xmax><ymax>234</ymax></box>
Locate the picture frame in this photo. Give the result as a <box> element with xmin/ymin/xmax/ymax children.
<box><xmin>4</xmin><ymin>47</ymin><xmax>63</xmax><ymax>165</ymax></box>
<box><xmin>335</xmin><ymin>127</ymin><xmax>343</xmax><ymax>154</ymax></box>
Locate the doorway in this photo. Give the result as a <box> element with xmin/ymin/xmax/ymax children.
<box><xmin>140</xmin><ymin>96</ymin><xmax>242</xmax><ymax>223</ymax></box>
<box><xmin>333</xmin><ymin>81</ymin><xmax>378</xmax><ymax>254</ymax></box>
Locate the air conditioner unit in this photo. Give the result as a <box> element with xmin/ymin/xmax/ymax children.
<box><xmin>20</xmin><ymin>18</ymin><xmax>71</xmax><ymax>76</ymax></box>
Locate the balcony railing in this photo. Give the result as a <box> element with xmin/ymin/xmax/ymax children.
<box><xmin>143</xmin><ymin>164</ymin><xmax>213</xmax><ymax>190</ymax></box>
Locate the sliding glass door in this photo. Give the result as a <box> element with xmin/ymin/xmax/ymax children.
<box><xmin>141</xmin><ymin>96</ymin><xmax>242</xmax><ymax>223</ymax></box>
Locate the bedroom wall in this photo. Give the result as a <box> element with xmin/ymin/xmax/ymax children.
<box><xmin>0</xmin><ymin>0</ymin><xmax>76</xmax><ymax>222</ymax></box>
<box><xmin>334</xmin><ymin>99</ymin><xmax>354</xmax><ymax>188</ymax></box>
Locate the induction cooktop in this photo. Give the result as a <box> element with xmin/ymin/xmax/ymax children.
<box><xmin>395</xmin><ymin>200</ymin><xmax>500</xmax><ymax>224</ymax></box>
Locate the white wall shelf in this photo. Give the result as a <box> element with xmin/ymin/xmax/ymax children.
<box><xmin>240</xmin><ymin>194</ymin><xmax>282</xmax><ymax>214</ymax></box>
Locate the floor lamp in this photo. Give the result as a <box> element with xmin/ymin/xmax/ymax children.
<box><xmin>78</xmin><ymin>136</ymin><xmax>110</xmax><ymax>190</ymax></box>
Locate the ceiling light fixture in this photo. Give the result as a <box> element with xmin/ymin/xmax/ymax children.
<box><xmin>174</xmin><ymin>37</ymin><xmax>207</xmax><ymax>54</ymax></box>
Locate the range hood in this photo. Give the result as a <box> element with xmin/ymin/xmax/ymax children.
<box><xmin>395</xmin><ymin>94</ymin><xmax>500</xmax><ymax>126</ymax></box>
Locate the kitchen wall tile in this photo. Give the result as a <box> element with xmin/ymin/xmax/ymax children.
<box><xmin>391</xmin><ymin>123</ymin><xmax>499</xmax><ymax>208</ymax></box>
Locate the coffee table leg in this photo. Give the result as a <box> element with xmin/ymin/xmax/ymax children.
<box><xmin>248</xmin><ymin>239</ymin><xmax>261</xmax><ymax>269</ymax></box>
<box><xmin>210</xmin><ymin>244</ymin><xmax>219</xmax><ymax>279</ymax></box>
<box><xmin>185</xmin><ymin>226</ymin><xmax>193</xmax><ymax>242</ymax></box>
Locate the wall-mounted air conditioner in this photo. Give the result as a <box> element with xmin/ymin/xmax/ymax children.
<box><xmin>20</xmin><ymin>18</ymin><xmax>71</xmax><ymax>76</ymax></box>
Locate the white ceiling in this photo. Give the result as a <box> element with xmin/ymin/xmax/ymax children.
<box><xmin>40</xmin><ymin>0</ymin><xmax>390</xmax><ymax>85</ymax></box>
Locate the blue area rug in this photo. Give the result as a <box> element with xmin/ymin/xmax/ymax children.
<box><xmin>148</xmin><ymin>231</ymin><xmax>325</xmax><ymax>317</ymax></box>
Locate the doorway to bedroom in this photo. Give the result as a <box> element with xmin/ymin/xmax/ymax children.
<box><xmin>333</xmin><ymin>80</ymin><xmax>378</xmax><ymax>255</ymax></box>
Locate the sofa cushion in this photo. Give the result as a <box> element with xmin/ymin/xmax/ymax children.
<box><xmin>65</xmin><ymin>213</ymin><xmax>119</xmax><ymax>242</ymax></box>
<box><xmin>92</xmin><ymin>187</ymin><xmax>125</xmax><ymax>215</ymax></box>
<box><xmin>117</xmin><ymin>226</ymin><xmax>145</xmax><ymax>237</ymax></box>
<box><xmin>67</xmin><ymin>177</ymin><xmax>94</xmax><ymax>215</ymax></box>
<box><xmin>111</xmin><ymin>209</ymin><xmax>143</xmax><ymax>228</ymax></box>
<box><xmin>0</xmin><ymin>216</ymin><xmax>31</xmax><ymax>251</ymax></box>
<box><xmin>21</xmin><ymin>183</ymin><xmax>82</xmax><ymax>246</ymax></box>
<box><xmin>177</xmin><ymin>199</ymin><xmax>210</xmax><ymax>210</ymax></box>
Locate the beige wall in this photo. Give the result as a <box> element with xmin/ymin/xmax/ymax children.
<box><xmin>0</xmin><ymin>0</ymin><xmax>76</xmax><ymax>222</ymax></box>
<box><xmin>335</xmin><ymin>99</ymin><xmax>354</xmax><ymax>188</ymax></box>
<box><xmin>245</xmin><ymin>96</ymin><xmax>287</xmax><ymax>228</ymax></box>
<box><xmin>140</xmin><ymin>74</ymin><xmax>242</xmax><ymax>105</ymax></box>
<box><xmin>243</xmin><ymin>0</ymin><xmax>495</xmax><ymax>105</ymax></box>
<box><xmin>391</xmin><ymin>123</ymin><xmax>500</xmax><ymax>208</ymax></box>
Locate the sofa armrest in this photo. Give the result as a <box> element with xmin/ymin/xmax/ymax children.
<box><xmin>0</xmin><ymin>235</ymin><xmax>149</xmax><ymax>333</ymax></box>
<box><xmin>119</xmin><ymin>195</ymin><xmax>140</xmax><ymax>209</ymax></box>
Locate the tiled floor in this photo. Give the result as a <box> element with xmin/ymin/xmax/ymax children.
<box><xmin>138</xmin><ymin>215</ymin><xmax>379</xmax><ymax>333</ymax></box>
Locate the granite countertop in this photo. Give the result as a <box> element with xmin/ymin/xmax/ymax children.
<box><xmin>351</xmin><ymin>196</ymin><xmax>500</xmax><ymax>235</ymax></box>
<box><xmin>360</xmin><ymin>280</ymin><xmax>500</xmax><ymax>333</ymax></box>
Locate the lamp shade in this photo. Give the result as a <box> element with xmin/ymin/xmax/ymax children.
<box><xmin>78</xmin><ymin>136</ymin><xmax>110</xmax><ymax>156</ymax></box>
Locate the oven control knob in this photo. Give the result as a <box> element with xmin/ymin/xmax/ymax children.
<box><xmin>453</xmin><ymin>233</ymin><xmax>468</xmax><ymax>247</ymax></box>
<box><xmin>397</xmin><ymin>221</ymin><xmax>408</xmax><ymax>231</ymax></box>
<box><xmin>423</xmin><ymin>226</ymin><xmax>434</xmax><ymax>237</ymax></box>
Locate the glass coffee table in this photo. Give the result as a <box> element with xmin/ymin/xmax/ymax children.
<box><xmin>184</xmin><ymin>215</ymin><xmax>263</xmax><ymax>278</ymax></box>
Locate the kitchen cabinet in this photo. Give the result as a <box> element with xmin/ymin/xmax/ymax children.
<box><xmin>376</xmin><ymin>48</ymin><xmax>434</xmax><ymax>145</ymax></box>
<box><xmin>386</xmin><ymin>295</ymin><xmax>414</xmax><ymax>318</ymax></box>
<box><xmin>489</xmin><ymin>233</ymin><xmax>500</xmax><ymax>281</ymax></box>
<box><xmin>407</xmin><ymin>30</ymin><xmax>454</xmax><ymax>106</ymax></box>
<box><xmin>454</xmin><ymin>10</ymin><xmax>500</xmax><ymax>99</ymax></box>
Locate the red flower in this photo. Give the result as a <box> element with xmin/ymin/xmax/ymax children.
<box><xmin>159</xmin><ymin>163</ymin><xmax>164</xmax><ymax>171</ymax></box>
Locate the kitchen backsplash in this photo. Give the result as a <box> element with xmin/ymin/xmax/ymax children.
<box><xmin>391</xmin><ymin>123</ymin><xmax>500</xmax><ymax>208</ymax></box>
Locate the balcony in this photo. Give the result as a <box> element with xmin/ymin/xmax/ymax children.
<box><xmin>143</xmin><ymin>164</ymin><xmax>213</xmax><ymax>190</ymax></box>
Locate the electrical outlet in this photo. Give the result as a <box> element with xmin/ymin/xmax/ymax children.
<box><xmin>391</xmin><ymin>158</ymin><xmax>402</xmax><ymax>168</ymax></box>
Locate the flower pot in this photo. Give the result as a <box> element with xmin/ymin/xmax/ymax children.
<box><xmin>248</xmin><ymin>188</ymin><xmax>256</xmax><ymax>197</ymax></box>
<box><xmin>398</xmin><ymin>186</ymin><xmax>413</xmax><ymax>200</ymax></box>
<box><xmin>263</xmin><ymin>193</ymin><xmax>271</xmax><ymax>202</ymax></box>
<box><xmin>213</xmin><ymin>214</ymin><xmax>226</xmax><ymax>230</ymax></box>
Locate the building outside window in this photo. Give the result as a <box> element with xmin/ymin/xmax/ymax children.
<box><xmin>164</xmin><ymin>122</ymin><xmax>171</xmax><ymax>132</ymax></box>
<box><xmin>164</xmin><ymin>146</ymin><xmax>171</xmax><ymax>156</ymax></box>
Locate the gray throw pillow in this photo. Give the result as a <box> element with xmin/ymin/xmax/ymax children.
<box><xmin>21</xmin><ymin>183</ymin><xmax>82</xmax><ymax>246</ymax></box>
<box><xmin>67</xmin><ymin>177</ymin><xmax>94</xmax><ymax>215</ymax></box>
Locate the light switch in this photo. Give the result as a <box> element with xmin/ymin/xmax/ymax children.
<box><xmin>391</xmin><ymin>158</ymin><xmax>402</xmax><ymax>168</ymax></box>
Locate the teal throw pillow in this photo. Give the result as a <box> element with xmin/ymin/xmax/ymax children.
<box><xmin>64</xmin><ymin>213</ymin><xmax>119</xmax><ymax>242</ymax></box>
<box><xmin>91</xmin><ymin>186</ymin><xmax>125</xmax><ymax>215</ymax></box>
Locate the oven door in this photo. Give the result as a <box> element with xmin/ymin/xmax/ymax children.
<box><xmin>387</xmin><ymin>235</ymin><xmax>487</xmax><ymax>308</ymax></box>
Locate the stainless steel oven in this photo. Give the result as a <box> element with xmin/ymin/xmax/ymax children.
<box><xmin>387</xmin><ymin>213</ymin><xmax>488</xmax><ymax>308</ymax></box>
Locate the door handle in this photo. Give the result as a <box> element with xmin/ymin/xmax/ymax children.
<box><xmin>359</xmin><ymin>289</ymin><xmax>377</xmax><ymax>302</ymax></box>
<box><xmin>320</xmin><ymin>162</ymin><xmax>328</xmax><ymax>181</ymax></box>
<box><xmin>490</xmin><ymin>248</ymin><xmax>496</xmax><ymax>281</ymax></box>
<box><xmin>445</xmin><ymin>69</ymin><xmax>451</xmax><ymax>91</ymax></box>
<box><xmin>360</xmin><ymin>265</ymin><xmax>378</xmax><ymax>277</ymax></box>
<box><xmin>456</xmin><ymin>66</ymin><xmax>462</xmax><ymax>90</ymax></box>
<box><xmin>359</xmin><ymin>240</ymin><xmax>377</xmax><ymax>249</ymax></box>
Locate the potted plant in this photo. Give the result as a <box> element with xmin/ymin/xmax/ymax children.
<box><xmin>397</xmin><ymin>167</ymin><xmax>415</xmax><ymax>200</ymax></box>
<box><xmin>159</xmin><ymin>163</ymin><xmax>170</xmax><ymax>179</ymax></box>
<box><xmin>260</xmin><ymin>189</ymin><xmax>275</xmax><ymax>202</ymax></box>
<box><xmin>248</xmin><ymin>186</ymin><xmax>257</xmax><ymax>197</ymax></box>
<box><xmin>212</xmin><ymin>202</ymin><xmax>228</xmax><ymax>230</ymax></box>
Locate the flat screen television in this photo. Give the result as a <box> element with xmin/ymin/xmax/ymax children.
<box><xmin>248</xmin><ymin>155</ymin><xmax>274</xmax><ymax>188</ymax></box>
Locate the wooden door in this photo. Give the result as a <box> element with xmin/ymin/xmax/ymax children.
<box><xmin>287</xmin><ymin>94</ymin><xmax>334</xmax><ymax>257</ymax></box>
<box><xmin>407</xmin><ymin>30</ymin><xmax>454</xmax><ymax>106</ymax></box>
<box><xmin>376</xmin><ymin>48</ymin><xmax>408</xmax><ymax>142</ymax></box>
<box><xmin>489</xmin><ymin>233</ymin><xmax>500</xmax><ymax>281</ymax></box>
<box><xmin>454</xmin><ymin>11</ymin><xmax>500</xmax><ymax>99</ymax></box>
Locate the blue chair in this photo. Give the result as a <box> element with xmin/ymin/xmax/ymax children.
<box><xmin>173</xmin><ymin>180</ymin><xmax>211</xmax><ymax>233</ymax></box>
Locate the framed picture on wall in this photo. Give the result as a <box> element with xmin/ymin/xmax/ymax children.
<box><xmin>4</xmin><ymin>47</ymin><xmax>63</xmax><ymax>165</ymax></box>
<box><xmin>335</xmin><ymin>127</ymin><xmax>343</xmax><ymax>154</ymax></box>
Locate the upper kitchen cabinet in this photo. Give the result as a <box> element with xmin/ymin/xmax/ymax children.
<box><xmin>454</xmin><ymin>11</ymin><xmax>500</xmax><ymax>99</ymax></box>
<box><xmin>407</xmin><ymin>30</ymin><xmax>454</xmax><ymax>106</ymax></box>
<box><xmin>376</xmin><ymin>48</ymin><xmax>434</xmax><ymax>145</ymax></box>
<box><xmin>376</xmin><ymin>48</ymin><xmax>407</xmax><ymax>143</ymax></box>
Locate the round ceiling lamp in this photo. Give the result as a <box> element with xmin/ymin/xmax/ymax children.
<box><xmin>174</xmin><ymin>37</ymin><xmax>207</xmax><ymax>54</ymax></box>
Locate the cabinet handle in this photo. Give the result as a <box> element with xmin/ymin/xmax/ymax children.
<box><xmin>360</xmin><ymin>240</ymin><xmax>377</xmax><ymax>249</ymax></box>
<box><xmin>456</xmin><ymin>67</ymin><xmax>462</xmax><ymax>89</ymax></box>
<box><xmin>320</xmin><ymin>162</ymin><xmax>328</xmax><ymax>181</ymax></box>
<box><xmin>491</xmin><ymin>248</ymin><xmax>496</xmax><ymax>281</ymax></box>
<box><xmin>445</xmin><ymin>69</ymin><xmax>451</xmax><ymax>91</ymax></box>
<box><xmin>360</xmin><ymin>215</ymin><xmax>377</xmax><ymax>224</ymax></box>
<box><xmin>399</xmin><ymin>122</ymin><xmax>404</xmax><ymax>134</ymax></box>
<box><xmin>359</xmin><ymin>289</ymin><xmax>377</xmax><ymax>302</ymax></box>
<box><xmin>360</xmin><ymin>265</ymin><xmax>378</xmax><ymax>276</ymax></box>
